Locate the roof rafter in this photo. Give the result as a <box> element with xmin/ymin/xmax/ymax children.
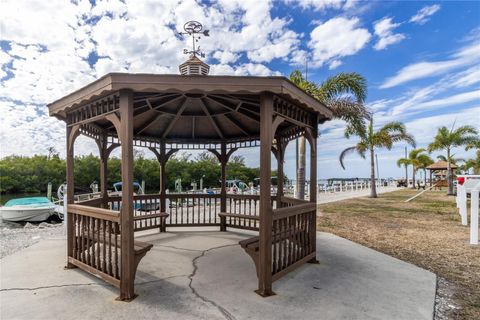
<box><xmin>223</xmin><ymin>113</ymin><xmax>251</xmax><ymax>136</ymax></box>
<box><xmin>135</xmin><ymin>113</ymin><xmax>166</xmax><ymax>135</ymax></box>
<box><xmin>199</xmin><ymin>98</ymin><xmax>225</xmax><ymax>139</ymax></box>
<box><xmin>161</xmin><ymin>97</ymin><xmax>188</xmax><ymax>138</ymax></box>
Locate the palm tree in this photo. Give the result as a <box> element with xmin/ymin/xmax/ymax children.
<box><xmin>396</xmin><ymin>157</ymin><xmax>411</xmax><ymax>186</ymax></box>
<box><xmin>464</xmin><ymin>140</ymin><xmax>480</xmax><ymax>174</ymax></box>
<box><xmin>340</xmin><ymin>118</ymin><xmax>416</xmax><ymax>198</ymax></box>
<box><xmin>289</xmin><ymin>70</ymin><xmax>370</xmax><ymax>199</ymax></box>
<box><xmin>427</xmin><ymin>125</ymin><xmax>479</xmax><ymax>195</ymax></box>
<box><xmin>397</xmin><ymin>148</ymin><xmax>429</xmax><ymax>188</ymax></box>
<box><xmin>417</xmin><ymin>154</ymin><xmax>434</xmax><ymax>186</ymax></box>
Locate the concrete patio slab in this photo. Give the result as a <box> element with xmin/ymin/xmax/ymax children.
<box><xmin>0</xmin><ymin>230</ymin><xmax>436</xmax><ymax>320</ymax></box>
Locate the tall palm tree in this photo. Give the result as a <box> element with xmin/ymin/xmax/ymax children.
<box><xmin>417</xmin><ymin>154</ymin><xmax>434</xmax><ymax>186</ymax></box>
<box><xmin>428</xmin><ymin>125</ymin><xmax>479</xmax><ymax>195</ymax></box>
<box><xmin>397</xmin><ymin>148</ymin><xmax>429</xmax><ymax>188</ymax></box>
<box><xmin>396</xmin><ymin>157</ymin><xmax>411</xmax><ymax>186</ymax></box>
<box><xmin>340</xmin><ymin>118</ymin><xmax>416</xmax><ymax>198</ymax></box>
<box><xmin>289</xmin><ymin>70</ymin><xmax>370</xmax><ymax>199</ymax></box>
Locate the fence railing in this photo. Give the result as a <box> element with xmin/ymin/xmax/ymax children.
<box><xmin>271</xmin><ymin>202</ymin><xmax>316</xmax><ymax>279</ymax></box>
<box><xmin>67</xmin><ymin>204</ymin><xmax>121</xmax><ymax>287</ymax></box>
<box><xmin>166</xmin><ymin>193</ymin><xmax>221</xmax><ymax>226</ymax></box>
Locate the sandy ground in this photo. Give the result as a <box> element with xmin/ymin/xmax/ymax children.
<box><xmin>0</xmin><ymin>222</ymin><xmax>64</xmax><ymax>259</ymax></box>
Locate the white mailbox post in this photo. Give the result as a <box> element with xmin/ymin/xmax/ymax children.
<box><xmin>470</xmin><ymin>181</ymin><xmax>479</xmax><ymax>245</ymax></box>
<box><xmin>456</xmin><ymin>175</ymin><xmax>480</xmax><ymax>245</ymax></box>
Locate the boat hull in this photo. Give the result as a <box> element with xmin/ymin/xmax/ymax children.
<box><xmin>0</xmin><ymin>205</ymin><xmax>56</xmax><ymax>222</ymax></box>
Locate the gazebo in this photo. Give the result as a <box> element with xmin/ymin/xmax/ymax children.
<box><xmin>426</xmin><ymin>160</ymin><xmax>458</xmax><ymax>187</ymax></box>
<box><xmin>48</xmin><ymin>56</ymin><xmax>332</xmax><ymax>301</ymax></box>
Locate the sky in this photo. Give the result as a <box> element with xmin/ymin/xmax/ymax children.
<box><xmin>1</xmin><ymin>0</ymin><xmax>479</xmax><ymax>181</ymax></box>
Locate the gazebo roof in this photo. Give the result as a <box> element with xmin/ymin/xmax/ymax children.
<box><xmin>426</xmin><ymin>161</ymin><xmax>458</xmax><ymax>170</ymax></box>
<box><xmin>47</xmin><ymin>73</ymin><xmax>332</xmax><ymax>146</ymax></box>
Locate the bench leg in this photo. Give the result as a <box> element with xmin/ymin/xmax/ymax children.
<box><xmin>220</xmin><ymin>216</ymin><xmax>226</xmax><ymax>231</ymax></box>
<box><xmin>308</xmin><ymin>256</ymin><xmax>319</xmax><ymax>264</ymax></box>
<box><xmin>116</xmin><ymin>251</ymin><xmax>148</xmax><ymax>302</ymax></box>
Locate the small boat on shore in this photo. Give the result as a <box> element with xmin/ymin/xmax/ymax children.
<box><xmin>0</xmin><ymin>197</ymin><xmax>56</xmax><ymax>222</ymax></box>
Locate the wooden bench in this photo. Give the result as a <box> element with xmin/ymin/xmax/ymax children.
<box><xmin>218</xmin><ymin>212</ymin><xmax>260</xmax><ymax>220</ymax></box>
<box><xmin>79</xmin><ymin>231</ymin><xmax>155</xmax><ymax>285</ymax></box>
<box><xmin>133</xmin><ymin>212</ymin><xmax>169</xmax><ymax>232</ymax></box>
<box><xmin>239</xmin><ymin>224</ymin><xmax>314</xmax><ymax>279</ymax></box>
<box><xmin>219</xmin><ymin>212</ymin><xmax>259</xmax><ymax>231</ymax></box>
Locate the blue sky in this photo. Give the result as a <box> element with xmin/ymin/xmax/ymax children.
<box><xmin>1</xmin><ymin>0</ymin><xmax>479</xmax><ymax>181</ymax></box>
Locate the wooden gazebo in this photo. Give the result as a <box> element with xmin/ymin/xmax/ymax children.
<box><xmin>48</xmin><ymin>72</ymin><xmax>332</xmax><ymax>300</ymax></box>
<box><xmin>426</xmin><ymin>160</ymin><xmax>457</xmax><ymax>187</ymax></box>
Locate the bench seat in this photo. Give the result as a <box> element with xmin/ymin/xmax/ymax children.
<box><xmin>133</xmin><ymin>212</ymin><xmax>169</xmax><ymax>221</ymax></box>
<box><xmin>219</xmin><ymin>212</ymin><xmax>259</xmax><ymax>220</ymax></box>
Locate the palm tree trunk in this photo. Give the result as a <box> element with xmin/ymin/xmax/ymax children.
<box><xmin>447</xmin><ymin>148</ymin><xmax>453</xmax><ymax>195</ymax></box>
<box><xmin>412</xmin><ymin>167</ymin><xmax>416</xmax><ymax>189</ymax></box>
<box><xmin>370</xmin><ymin>148</ymin><xmax>377</xmax><ymax>198</ymax></box>
<box><xmin>296</xmin><ymin>136</ymin><xmax>306</xmax><ymax>199</ymax></box>
<box><xmin>405</xmin><ymin>164</ymin><xmax>408</xmax><ymax>187</ymax></box>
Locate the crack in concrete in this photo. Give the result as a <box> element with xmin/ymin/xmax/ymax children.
<box><xmin>153</xmin><ymin>244</ymin><xmax>204</xmax><ymax>252</ymax></box>
<box><xmin>188</xmin><ymin>244</ymin><xmax>238</xmax><ymax>320</ymax></box>
<box><xmin>0</xmin><ymin>275</ymin><xmax>187</xmax><ymax>293</ymax></box>
<box><xmin>0</xmin><ymin>282</ymin><xmax>108</xmax><ymax>292</ymax></box>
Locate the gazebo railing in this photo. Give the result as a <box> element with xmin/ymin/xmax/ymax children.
<box><xmin>166</xmin><ymin>193</ymin><xmax>221</xmax><ymax>226</ymax></box>
<box><xmin>271</xmin><ymin>202</ymin><xmax>316</xmax><ymax>279</ymax></box>
<box><xmin>67</xmin><ymin>204</ymin><xmax>121</xmax><ymax>288</ymax></box>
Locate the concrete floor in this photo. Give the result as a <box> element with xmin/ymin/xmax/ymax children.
<box><xmin>0</xmin><ymin>229</ymin><xmax>436</xmax><ymax>320</ymax></box>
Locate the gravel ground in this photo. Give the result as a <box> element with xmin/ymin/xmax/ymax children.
<box><xmin>0</xmin><ymin>221</ymin><xmax>65</xmax><ymax>259</ymax></box>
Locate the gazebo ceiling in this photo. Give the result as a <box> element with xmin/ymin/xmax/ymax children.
<box><xmin>48</xmin><ymin>73</ymin><xmax>332</xmax><ymax>144</ymax></box>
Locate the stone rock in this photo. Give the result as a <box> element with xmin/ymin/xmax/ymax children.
<box><xmin>38</xmin><ymin>222</ymin><xmax>53</xmax><ymax>228</ymax></box>
<box><xmin>23</xmin><ymin>222</ymin><xmax>36</xmax><ymax>229</ymax></box>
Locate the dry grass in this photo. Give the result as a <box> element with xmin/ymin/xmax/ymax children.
<box><xmin>317</xmin><ymin>189</ymin><xmax>479</xmax><ymax>320</ymax></box>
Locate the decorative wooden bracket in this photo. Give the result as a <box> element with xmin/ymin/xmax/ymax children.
<box><xmin>208</xmin><ymin>147</ymin><xmax>238</xmax><ymax>163</ymax></box>
<box><xmin>148</xmin><ymin>147</ymin><xmax>179</xmax><ymax>164</ymax></box>
<box><xmin>105</xmin><ymin>113</ymin><xmax>122</xmax><ymax>142</ymax></box>
<box><xmin>68</xmin><ymin>125</ymin><xmax>81</xmax><ymax>152</ymax></box>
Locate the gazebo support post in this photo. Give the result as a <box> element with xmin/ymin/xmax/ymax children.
<box><xmin>306</xmin><ymin>128</ymin><xmax>319</xmax><ymax>264</ymax></box>
<box><xmin>159</xmin><ymin>141</ymin><xmax>167</xmax><ymax>232</ymax></box>
<box><xmin>118</xmin><ymin>89</ymin><xmax>136</xmax><ymax>301</ymax></box>
<box><xmin>275</xmin><ymin>141</ymin><xmax>285</xmax><ymax>206</ymax></box>
<box><xmin>98</xmin><ymin>133</ymin><xmax>108</xmax><ymax>208</ymax></box>
<box><xmin>65</xmin><ymin>125</ymin><xmax>79</xmax><ymax>269</ymax></box>
<box><xmin>220</xmin><ymin>142</ymin><xmax>227</xmax><ymax>231</ymax></box>
<box><xmin>257</xmin><ymin>92</ymin><xmax>274</xmax><ymax>296</ymax></box>
<box><xmin>149</xmin><ymin>143</ymin><xmax>177</xmax><ymax>232</ymax></box>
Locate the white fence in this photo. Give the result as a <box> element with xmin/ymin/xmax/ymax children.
<box><xmin>456</xmin><ymin>175</ymin><xmax>480</xmax><ymax>245</ymax></box>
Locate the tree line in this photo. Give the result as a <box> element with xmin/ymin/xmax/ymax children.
<box><xmin>0</xmin><ymin>151</ymin><xmax>271</xmax><ymax>195</ymax></box>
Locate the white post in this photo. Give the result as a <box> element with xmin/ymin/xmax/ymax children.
<box><xmin>470</xmin><ymin>183</ymin><xmax>479</xmax><ymax>245</ymax></box>
<box><xmin>457</xmin><ymin>184</ymin><xmax>468</xmax><ymax>225</ymax></box>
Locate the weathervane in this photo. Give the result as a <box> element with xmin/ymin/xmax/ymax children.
<box><xmin>178</xmin><ymin>21</ymin><xmax>210</xmax><ymax>58</ymax></box>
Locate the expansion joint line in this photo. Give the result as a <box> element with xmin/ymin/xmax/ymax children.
<box><xmin>188</xmin><ymin>244</ymin><xmax>239</xmax><ymax>320</ymax></box>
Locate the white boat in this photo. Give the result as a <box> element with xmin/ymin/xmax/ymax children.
<box><xmin>0</xmin><ymin>197</ymin><xmax>56</xmax><ymax>222</ymax></box>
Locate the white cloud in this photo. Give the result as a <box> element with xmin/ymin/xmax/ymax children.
<box><xmin>393</xmin><ymin>90</ymin><xmax>480</xmax><ymax>116</ymax></box>
<box><xmin>373</xmin><ymin>17</ymin><xmax>406</xmax><ymax>50</ymax></box>
<box><xmin>285</xmin><ymin>0</ymin><xmax>360</xmax><ymax>12</ymax></box>
<box><xmin>380</xmin><ymin>38</ymin><xmax>480</xmax><ymax>88</ymax></box>
<box><xmin>308</xmin><ymin>17</ymin><xmax>371</xmax><ymax>68</ymax></box>
<box><xmin>410</xmin><ymin>4</ymin><xmax>441</xmax><ymax>25</ymax></box>
<box><xmin>328</xmin><ymin>60</ymin><xmax>342</xmax><ymax>70</ymax></box>
<box><xmin>0</xmin><ymin>0</ymin><xmax>301</xmax><ymax>162</ymax></box>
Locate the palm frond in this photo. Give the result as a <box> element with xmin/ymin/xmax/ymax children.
<box><xmin>339</xmin><ymin>146</ymin><xmax>358</xmax><ymax>170</ymax></box>
<box><xmin>317</xmin><ymin>72</ymin><xmax>367</xmax><ymax>103</ymax></box>
<box><xmin>326</xmin><ymin>97</ymin><xmax>372</xmax><ymax>123</ymax></box>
